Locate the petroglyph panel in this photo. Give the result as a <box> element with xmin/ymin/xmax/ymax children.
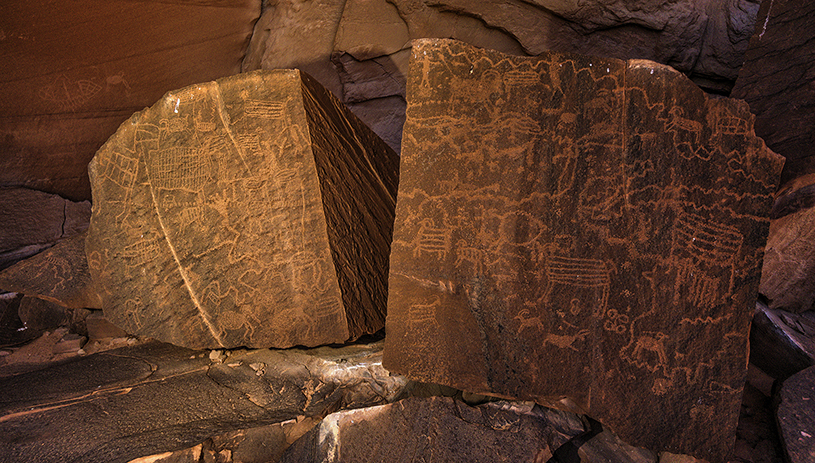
<box><xmin>384</xmin><ymin>39</ymin><xmax>784</xmax><ymax>463</ymax></box>
<box><xmin>87</xmin><ymin>70</ymin><xmax>398</xmax><ymax>350</ymax></box>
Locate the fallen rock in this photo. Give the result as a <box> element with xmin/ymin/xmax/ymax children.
<box><xmin>0</xmin><ymin>339</ymin><xmax>406</xmax><ymax>463</ymax></box>
<box><xmin>774</xmin><ymin>365</ymin><xmax>815</xmax><ymax>463</ymax></box>
<box><xmin>385</xmin><ymin>39</ymin><xmax>783</xmax><ymax>462</ymax></box>
<box><xmin>760</xmin><ymin>196</ymin><xmax>815</xmax><ymax>314</ymax></box>
<box><xmin>127</xmin><ymin>417</ymin><xmax>322</xmax><ymax>463</ymax></box>
<box><xmin>750</xmin><ymin>301</ymin><xmax>815</xmax><ymax>380</ymax></box>
<box><xmin>731</xmin><ymin>0</ymin><xmax>815</xmax><ymax>185</ymax></box>
<box><xmin>87</xmin><ymin>69</ymin><xmax>399</xmax><ymax>350</ymax></box>
<box><xmin>0</xmin><ymin>231</ymin><xmax>101</xmax><ymax>309</ymax></box>
<box><xmin>280</xmin><ymin>396</ymin><xmax>662</xmax><ymax>462</ymax></box>
<box><xmin>0</xmin><ymin>0</ymin><xmax>261</xmax><ymax>201</ymax></box>
<box><xmin>0</xmin><ymin>188</ymin><xmax>90</xmax><ymax>270</ymax></box>
<box><xmin>85</xmin><ymin>310</ymin><xmax>128</xmax><ymax>341</ymax></box>
<box><xmin>17</xmin><ymin>296</ymin><xmax>68</xmax><ymax>333</ymax></box>
<box><xmin>280</xmin><ymin>396</ymin><xmax>583</xmax><ymax>462</ymax></box>
<box><xmin>0</xmin><ymin>292</ymin><xmax>33</xmax><ymax>348</ymax></box>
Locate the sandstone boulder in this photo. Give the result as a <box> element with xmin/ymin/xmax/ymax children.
<box><xmin>87</xmin><ymin>70</ymin><xmax>399</xmax><ymax>349</ymax></box>
<box><xmin>384</xmin><ymin>39</ymin><xmax>783</xmax><ymax>462</ymax></box>
<box><xmin>759</xmin><ymin>177</ymin><xmax>815</xmax><ymax>314</ymax></box>
<box><xmin>0</xmin><ymin>232</ymin><xmax>101</xmax><ymax>309</ymax></box>
<box><xmin>774</xmin><ymin>365</ymin><xmax>815</xmax><ymax>463</ymax></box>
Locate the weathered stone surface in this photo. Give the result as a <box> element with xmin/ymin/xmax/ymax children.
<box><xmin>0</xmin><ymin>1</ymin><xmax>260</xmax><ymax>201</ymax></box>
<box><xmin>731</xmin><ymin>0</ymin><xmax>815</xmax><ymax>185</ymax></box>
<box><xmin>127</xmin><ymin>418</ymin><xmax>321</xmax><ymax>463</ymax></box>
<box><xmin>750</xmin><ymin>301</ymin><xmax>815</xmax><ymax>380</ymax></box>
<box><xmin>0</xmin><ymin>232</ymin><xmax>101</xmax><ymax>309</ymax></box>
<box><xmin>0</xmin><ymin>188</ymin><xmax>90</xmax><ymax>270</ymax></box>
<box><xmin>281</xmin><ymin>396</ymin><xmax>663</xmax><ymax>463</ymax></box>
<box><xmin>244</xmin><ymin>0</ymin><xmax>761</xmax><ymax>155</ymax></box>
<box><xmin>17</xmin><ymin>296</ymin><xmax>68</xmax><ymax>333</ymax></box>
<box><xmin>760</xmin><ymin>198</ymin><xmax>815</xmax><ymax>314</ymax></box>
<box><xmin>384</xmin><ymin>39</ymin><xmax>783</xmax><ymax>462</ymax></box>
<box><xmin>86</xmin><ymin>70</ymin><xmax>398</xmax><ymax>349</ymax></box>
<box><xmin>85</xmin><ymin>310</ymin><xmax>128</xmax><ymax>341</ymax></box>
<box><xmin>0</xmin><ymin>339</ymin><xmax>406</xmax><ymax>463</ymax></box>
<box><xmin>0</xmin><ymin>293</ymin><xmax>34</xmax><ymax>348</ymax></box>
<box><xmin>774</xmin><ymin>365</ymin><xmax>815</xmax><ymax>463</ymax></box>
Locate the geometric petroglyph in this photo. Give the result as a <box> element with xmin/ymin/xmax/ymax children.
<box><xmin>384</xmin><ymin>39</ymin><xmax>784</xmax><ymax>463</ymax></box>
<box><xmin>87</xmin><ymin>69</ymin><xmax>399</xmax><ymax>350</ymax></box>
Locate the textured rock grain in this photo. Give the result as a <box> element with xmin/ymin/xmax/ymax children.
<box><xmin>86</xmin><ymin>70</ymin><xmax>398</xmax><ymax>349</ymax></box>
<box><xmin>384</xmin><ymin>39</ymin><xmax>783</xmax><ymax>463</ymax></box>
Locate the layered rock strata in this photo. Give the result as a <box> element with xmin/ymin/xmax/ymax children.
<box><xmin>384</xmin><ymin>38</ymin><xmax>783</xmax><ymax>462</ymax></box>
<box><xmin>86</xmin><ymin>70</ymin><xmax>399</xmax><ymax>349</ymax></box>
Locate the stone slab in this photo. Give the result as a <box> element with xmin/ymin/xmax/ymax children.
<box><xmin>750</xmin><ymin>301</ymin><xmax>815</xmax><ymax>380</ymax></box>
<box><xmin>0</xmin><ymin>188</ymin><xmax>90</xmax><ymax>270</ymax></box>
<box><xmin>384</xmin><ymin>38</ymin><xmax>783</xmax><ymax>462</ymax></box>
<box><xmin>731</xmin><ymin>0</ymin><xmax>815</xmax><ymax>185</ymax></box>
<box><xmin>775</xmin><ymin>365</ymin><xmax>815</xmax><ymax>463</ymax></box>
<box><xmin>86</xmin><ymin>69</ymin><xmax>398</xmax><ymax>349</ymax></box>
<box><xmin>0</xmin><ymin>340</ymin><xmax>406</xmax><ymax>463</ymax></box>
<box><xmin>0</xmin><ymin>232</ymin><xmax>101</xmax><ymax>309</ymax></box>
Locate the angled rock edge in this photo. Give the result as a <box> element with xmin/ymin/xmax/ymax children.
<box><xmin>383</xmin><ymin>39</ymin><xmax>783</xmax><ymax>463</ymax></box>
<box><xmin>87</xmin><ymin>69</ymin><xmax>399</xmax><ymax>349</ymax></box>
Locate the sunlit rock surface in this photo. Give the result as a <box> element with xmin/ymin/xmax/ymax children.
<box><xmin>86</xmin><ymin>70</ymin><xmax>398</xmax><ymax>350</ymax></box>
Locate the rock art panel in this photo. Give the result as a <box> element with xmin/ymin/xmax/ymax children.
<box><xmin>87</xmin><ymin>70</ymin><xmax>398</xmax><ymax>349</ymax></box>
<box><xmin>384</xmin><ymin>39</ymin><xmax>783</xmax><ymax>462</ymax></box>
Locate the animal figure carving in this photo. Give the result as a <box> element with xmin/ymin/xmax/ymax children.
<box><xmin>634</xmin><ymin>332</ymin><xmax>669</xmax><ymax>366</ymax></box>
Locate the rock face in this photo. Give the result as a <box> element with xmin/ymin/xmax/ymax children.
<box><xmin>731</xmin><ymin>0</ymin><xmax>815</xmax><ymax>185</ymax></box>
<box><xmin>384</xmin><ymin>39</ymin><xmax>783</xmax><ymax>462</ymax></box>
<box><xmin>86</xmin><ymin>70</ymin><xmax>399</xmax><ymax>350</ymax></box>
<box><xmin>750</xmin><ymin>301</ymin><xmax>815</xmax><ymax>380</ymax></box>
<box><xmin>0</xmin><ymin>232</ymin><xmax>101</xmax><ymax>309</ymax></box>
<box><xmin>0</xmin><ymin>188</ymin><xmax>90</xmax><ymax>270</ymax></box>
<box><xmin>760</xmin><ymin>188</ymin><xmax>815</xmax><ymax>313</ymax></box>
<box><xmin>0</xmin><ymin>1</ymin><xmax>260</xmax><ymax>201</ymax></box>
<box><xmin>245</xmin><ymin>0</ymin><xmax>761</xmax><ymax>154</ymax></box>
<box><xmin>775</xmin><ymin>365</ymin><xmax>815</xmax><ymax>463</ymax></box>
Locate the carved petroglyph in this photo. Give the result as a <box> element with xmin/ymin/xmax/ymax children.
<box><xmin>87</xmin><ymin>70</ymin><xmax>399</xmax><ymax>349</ymax></box>
<box><xmin>385</xmin><ymin>39</ymin><xmax>784</xmax><ymax>462</ymax></box>
<box><xmin>38</xmin><ymin>74</ymin><xmax>102</xmax><ymax>111</ymax></box>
